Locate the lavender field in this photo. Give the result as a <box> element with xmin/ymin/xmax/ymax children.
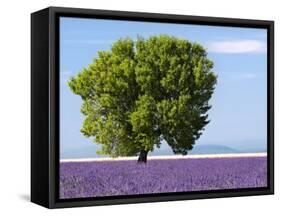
<box><xmin>60</xmin><ymin>156</ymin><xmax>267</xmax><ymax>199</ymax></box>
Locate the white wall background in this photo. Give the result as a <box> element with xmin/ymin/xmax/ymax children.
<box><xmin>0</xmin><ymin>0</ymin><xmax>279</xmax><ymax>214</ymax></box>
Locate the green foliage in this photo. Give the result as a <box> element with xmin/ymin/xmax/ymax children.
<box><xmin>69</xmin><ymin>35</ymin><xmax>217</xmax><ymax>157</ymax></box>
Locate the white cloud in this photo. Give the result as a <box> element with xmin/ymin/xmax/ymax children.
<box><xmin>207</xmin><ymin>40</ymin><xmax>266</xmax><ymax>54</ymax></box>
<box><xmin>230</xmin><ymin>73</ymin><xmax>257</xmax><ymax>80</ymax></box>
<box><xmin>61</xmin><ymin>70</ymin><xmax>72</xmax><ymax>76</ymax></box>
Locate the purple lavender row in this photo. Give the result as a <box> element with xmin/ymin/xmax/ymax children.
<box><xmin>60</xmin><ymin>157</ymin><xmax>267</xmax><ymax>199</ymax></box>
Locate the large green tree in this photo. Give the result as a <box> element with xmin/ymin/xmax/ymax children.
<box><xmin>69</xmin><ymin>35</ymin><xmax>217</xmax><ymax>163</ymax></box>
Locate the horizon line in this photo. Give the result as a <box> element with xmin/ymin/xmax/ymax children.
<box><xmin>60</xmin><ymin>152</ymin><xmax>267</xmax><ymax>163</ymax></box>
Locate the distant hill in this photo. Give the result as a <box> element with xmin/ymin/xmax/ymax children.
<box><xmin>189</xmin><ymin>144</ymin><xmax>240</xmax><ymax>155</ymax></box>
<box><xmin>149</xmin><ymin>144</ymin><xmax>240</xmax><ymax>156</ymax></box>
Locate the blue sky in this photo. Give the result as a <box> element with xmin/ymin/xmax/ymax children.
<box><xmin>60</xmin><ymin>17</ymin><xmax>267</xmax><ymax>159</ymax></box>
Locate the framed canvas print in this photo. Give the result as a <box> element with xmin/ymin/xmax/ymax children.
<box><xmin>31</xmin><ymin>6</ymin><xmax>274</xmax><ymax>208</ymax></box>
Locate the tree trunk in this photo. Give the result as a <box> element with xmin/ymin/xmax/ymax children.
<box><xmin>138</xmin><ymin>150</ymin><xmax>148</xmax><ymax>163</ymax></box>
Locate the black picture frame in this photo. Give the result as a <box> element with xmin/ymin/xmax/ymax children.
<box><xmin>31</xmin><ymin>6</ymin><xmax>274</xmax><ymax>209</ymax></box>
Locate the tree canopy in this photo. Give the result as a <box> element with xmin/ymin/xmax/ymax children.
<box><xmin>68</xmin><ymin>35</ymin><xmax>217</xmax><ymax>162</ymax></box>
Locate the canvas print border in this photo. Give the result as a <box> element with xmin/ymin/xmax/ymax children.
<box><xmin>31</xmin><ymin>6</ymin><xmax>274</xmax><ymax>208</ymax></box>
